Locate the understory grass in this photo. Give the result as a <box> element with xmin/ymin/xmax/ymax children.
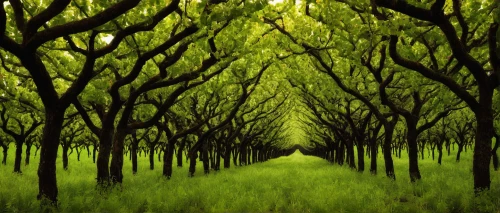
<box><xmin>0</xmin><ymin>145</ymin><xmax>499</xmax><ymax>213</ymax></box>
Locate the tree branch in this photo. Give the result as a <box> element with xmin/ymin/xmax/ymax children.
<box><xmin>25</xmin><ymin>0</ymin><xmax>143</xmax><ymax>50</ymax></box>
<box><xmin>72</xmin><ymin>99</ymin><xmax>101</xmax><ymax>136</ymax></box>
<box><xmin>24</xmin><ymin>0</ymin><xmax>71</xmax><ymax>41</ymax></box>
<box><xmin>8</xmin><ymin>0</ymin><xmax>25</xmax><ymax>32</ymax></box>
<box><xmin>94</xmin><ymin>0</ymin><xmax>180</xmax><ymax>57</ymax></box>
<box><xmin>488</xmin><ymin>22</ymin><xmax>500</xmax><ymax>85</ymax></box>
<box><xmin>388</xmin><ymin>35</ymin><xmax>480</xmax><ymax>111</ymax></box>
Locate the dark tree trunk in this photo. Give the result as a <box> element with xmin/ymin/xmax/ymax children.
<box><xmin>37</xmin><ymin>109</ymin><xmax>65</xmax><ymax>205</ymax></box>
<box><xmin>337</xmin><ymin>141</ymin><xmax>345</xmax><ymax>165</ymax></box>
<box><xmin>456</xmin><ymin>143</ymin><xmax>464</xmax><ymax>162</ymax></box>
<box><xmin>224</xmin><ymin>142</ymin><xmax>231</xmax><ymax>168</ymax></box>
<box><xmin>420</xmin><ymin>144</ymin><xmax>425</xmax><ymax>160</ymax></box>
<box><xmin>1</xmin><ymin>145</ymin><xmax>7</xmax><ymax>165</ymax></box>
<box><xmin>247</xmin><ymin>146</ymin><xmax>251</xmax><ymax>165</ymax></box>
<box><xmin>203</xmin><ymin>143</ymin><xmax>209</xmax><ymax>174</ymax></box>
<box><xmin>163</xmin><ymin>143</ymin><xmax>175</xmax><ymax>178</ymax></box>
<box><xmin>356</xmin><ymin>140</ymin><xmax>364</xmax><ymax>172</ymax></box>
<box><xmin>188</xmin><ymin>150</ymin><xmax>197</xmax><ymax>177</ymax></box>
<box><xmin>177</xmin><ymin>140</ymin><xmax>185</xmax><ymax>167</ymax></box>
<box><xmin>62</xmin><ymin>145</ymin><xmax>69</xmax><ymax>171</ymax></box>
<box><xmin>35</xmin><ymin>145</ymin><xmax>40</xmax><ymax>157</ymax></box>
<box><xmin>131</xmin><ymin>141</ymin><xmax>138</xmax><ymax>174</ymax></box>
<box><xmin>251</xmin><ymin>148</ymin><xmax>256</xmax><ymax>164</ymax></box>
<box><xmin>92</xmin><ymin>146</ymin><xmax>97</xmax><ymax>164</ymax></box>
<box><xmin>406</xmin><ymin>119</ymin><xmax>421</xmax><ymax>182</ymax></box>
<box><xmin>149</xmin><ymin>144</ymin><xmax>155</xmax><ymax>170</ymax></box>
<box><xmin>209</xmin><ymin>141</ymin><xmax>215</xmax><ymax>170</ymax></box>
<box><xmin>76</xmin><ymin>148</ymin><xmax>81</xmax><ymax>161</ymax></box>
<box><xmin>215</xmin><ymin>142</ymin><xmax>221</xmax><ymax>170</ymax></box>
<box><xmin>110</xmin><ymin>130</ymin><xmax>127</xmax><ymax>184</ymax></box>
<box><xmin>431</xmin><ymin>145</ymin><xmax>435</xmax><ymax>160</ymax></box>
<box><xmin>25</xmin><ymin>143</ymin><xmax>32</xmax><ymax>166</ymax></box>
<box><xmin>492</xmin><ymin>135</ymin><xmax>499</xmax><ymax>171</ymax></box>
<box><xmin>232</xmin><ymin>148</ymin><xmax>238</xmax><ymax>166</ymax></box>
<box><xmin>239</xmin><ymin>145</ymin><xmax>245</xmax><ymax>166</ymax></box>
<box><xmin>370</xmin><ymin>141</ymin><xmax>377</xmax><ymax>175</ymax></box>
<box><xmin>96</xmin><ymin>129</ymin><xmax>114</xmax><ymax>185</ymax></box>
<box><xmin>383</xmin><ymin>124</ymin><xmax>396</xmax><ymax>180</ymax></box>
<box><xmin>347</xmin><ymin>141</ymin><xmax>355</xmax><ymax>169</ymax></box>
<box><xmin>14</xmin><ymin>140</ymin><xmax>23</xmax><ymax>173</ymax></box>
<box><xmin>437</xmin><ymin>144</ymin><xmax>443</xmax><ymax>165</ymax></box>
<box><xmin>398</xmin><ymin>144</ymin><xmax>402</xmax><ymax>159</ymax></box>
<box><xmin>129</xmin><ymin>146</ymin><xmax>132</xmax><ymax>160</ymax></box>
<box><xmin>473</xmin><ymin>105</ymin><xmax>494</xmax><ymax>192</ymax></box>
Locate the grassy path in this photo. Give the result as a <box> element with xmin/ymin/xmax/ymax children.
<box><xmin>1</xmin><ymin>149</ymin><xmax>500</xmax><ymax>212</ymax></box>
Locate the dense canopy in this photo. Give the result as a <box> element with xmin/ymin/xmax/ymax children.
<box><xmin>0</xmin><ymin>0</ymin><xmax>499</xmax><ymax>211</ymax></box>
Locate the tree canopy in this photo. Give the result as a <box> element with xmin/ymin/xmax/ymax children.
<box><xmin>0</xmin><ymin>0</ymin><xmax>499</xmax><ymax>207</ymax></box>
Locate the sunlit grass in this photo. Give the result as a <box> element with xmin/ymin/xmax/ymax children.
<box><xmin>0</xmin><ymin>145</ymin><xmax>499</xmax><ymax>212</ymax></box>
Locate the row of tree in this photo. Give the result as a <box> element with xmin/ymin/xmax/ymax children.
<box><xmin>0</xmin><ymin>0</ymin><xmax>298</xmax><ymax>206</ymax></box>
<box><xmin>263</xmin><ymin>0</ymin><xmax>499</xmax><ymax>193</ymax></box>
<box><xmin>1</xmin><ymin>0</ymin><xmax>499</xmax><ymax>207</ymax></box>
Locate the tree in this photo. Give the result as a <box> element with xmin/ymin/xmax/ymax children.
<box><xmin>372</xmin><ymin>0</ymin><xmax>499</xmax><ymax>192</ymax></box>
<box><xmin>0</xmin><ymin>104</ymin><xmax>41</xmax><ymax>173</ymax></box>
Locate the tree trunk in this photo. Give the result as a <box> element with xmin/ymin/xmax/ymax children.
<box><xmin>252</xmin><ymin>148</ymin><xmax>257</xmax><ymax>164</ymax></box>
<box><xmin>215</xmin><ymin>142</ymin><xmax>221</xmax><ymax>170</ymax></box>
<box><xmin>163</xmin><ymin>143</ymin><xmax>175</xmax><ymax>178</ymax></box>
<box><xmin>224</xmin><ymin>142</ymin><xmax>231</xmax><ymax>168</ymax></box>
<box><xmin>110</xmin><ymin>130</ymin><xmax>127</xmax><ymax>184</ymax></box>
<box><xmin>232</xmin><ymin>148</ymin><xmax>238</xmax><ymax>166</ymax></box>
<box><xmin>437</xmin><ymin>144</ymin><xmax>443</xmax><ymax>165</ymax></box>
<box><xmin>176</xmin><ymin>147</ymin><xmax>183</xmax><ymax>167</ymax></box>
<box><xmin>420</xmin><ymin>144</ymin><xmax>425</xmax><ymax>160</ymax></box>
<box><xmin>398</xmin><ymin>144</ymin><xmax>402</xmax><ymax>159</ymax></box>
<box><xmin>247</xmin><ymin>146</ymin><xmax>251</xmax><ymax>165</ymax></box>
<box><xmin>188</xmin><ymin>150</ymin><xmax>197</xmax><ymax>177</ymax></box>
<box><xmin>203</xmin><ymin>143</ymin><xmax>209</xmax><ymax>174</ymax></box>
<box><xmin>76</xmin><ymin>148</ymin><xmax>81</xmax><ymax>161</ymax></box>
<box><xmin>14</xmin><ymin>140</ymin><xmax>23</xmax><ymax>173</ymax></box>
<box><xmin>25</xmin><ymin>143</ymin><xmax>32</xmax><ymax>166</ymax></box>
<box><xmin>37</xmin><ymin>109</ymin><xmax>65</xmax><ymax>205</ymax></box>
<box><xmin>370</xmin><ymin>140</ymin><xmax>377</xmax><ymax>175</ymax></box>
<box><xmin>62</xmin><ymin>145</ymin><xmax>69</xmax><ymax>171</ymax></box>
<box><xmin>92</xmin><ymin>146</ymin><xmax>97</xmax><ymax>164</ymax></box>
<box><xmin>473</xmin><ymin>103</ymin><xmax>494</xmax><ymax>192</ymax></box>
<box><xmin>492</xmin><ymin>135</ymin><xmax>499</xmax><ymax>171</ymax></box>
<box><xmin>131</xmin><ymin>141</ymin><xmax>138</xmax><ymax>174</ymax></box>
<box><xmin>96</xmin><ymin>128</ymin><xmax>114</xmax><ymax>185</ymax></box>
<box><xmin>356</xmin><ymin>140</ymin><xmax>364</xmax><ymax>172</ymax></box>
<box><xmin>456</xmin><ymin>143</ymin><xmax>464</xmax><ymax>162</ymax></box>
<box><xmin>432</xmin><ymin>146</ymin><xmax>435</xmax><ymax>160</ymax></box>
<box><xmin>149</xmin><ymin>144</ymin><xmax>155</xmax><ymax>170</ymax></box>
<box><xmin>177</xmin><ymin>140</ymin><xmax>185</xmax><ymax>167</ymax></box>
<box><xmin>337</xmin><ymin>141</ymin><xmax>345</xmax><ymax>165</ymax></box>
<box><xmin>406</xmin><ymin>119</ymin><xmax>421</xmax><ymax>182</ymax></box>
<box><xmin>2</xmin><ymin>145</ymin><xmax>8</xmax><ymax>165</ymax></box>
<box><xmin>383</xmin><ymin>124</ymin><xmax>396</xmax><ymax>180</ymax></box>
<box><xmin>209</xmin><ymin>142</ymin><xmax>215</xmax><ymax>170</ymax></box>
<box><xmin>239</xmin><ymin>145</ymin><xmax>245</xmax><ymax>166</ymax></box>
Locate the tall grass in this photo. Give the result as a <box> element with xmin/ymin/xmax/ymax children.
<box><xmin>0</xmin><ymin>144</ymin><xmax>499</xmax><ymax>212</ymax></box>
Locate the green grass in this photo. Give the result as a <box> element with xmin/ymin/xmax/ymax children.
<box><xmin>0</xmin><ymin>145</ymin><xmax>500</xmax><ymax>213</ymax></box>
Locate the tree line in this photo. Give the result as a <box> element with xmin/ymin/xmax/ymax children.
<box><xmin>0</xmin><ymin>0</ymin><xmax>296</xmax><ymax>206</ymax></box>
<box><xmin>264</xmin><ymin>0</ymin><xmax>499</xmax><ymax>194</ymax></box>
<box><xmin>0</xmin><ymin>0</ymin><xmax>499</xmax><ymax>208</ymax></box>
